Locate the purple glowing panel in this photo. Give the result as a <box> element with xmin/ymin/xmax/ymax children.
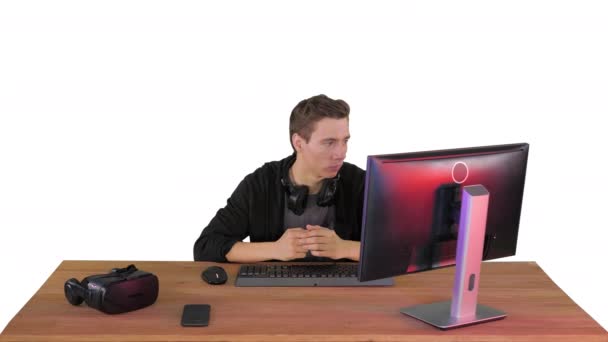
<box><xmin>358</xmin><ymin>143</ymin><xmax>529</xmax><ymax>282</ymax></box>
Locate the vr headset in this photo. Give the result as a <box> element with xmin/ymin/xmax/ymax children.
<box><xmin>64</xmin><ymin>264</ymin><xmax>159</xmax><ymax>314</ymax></box>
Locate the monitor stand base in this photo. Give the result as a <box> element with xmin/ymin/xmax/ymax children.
<box><xmin>400</xmin><ymin>301</ymin><xmax>506</xmax><ymax>330</ymax></box>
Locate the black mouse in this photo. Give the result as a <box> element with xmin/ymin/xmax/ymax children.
<box><xmin>201</xmin><ymin>266</ymin><xmax>228</xmax><ymax>285</ymax></box>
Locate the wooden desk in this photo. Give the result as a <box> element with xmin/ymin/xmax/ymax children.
<box><xmin>0</xmin><ymin>261</ymin><xmax>606</xmax><ymax>342</ymax></box>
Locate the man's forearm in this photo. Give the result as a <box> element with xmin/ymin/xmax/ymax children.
<box><xmin>343</xmin><ymin>240</ymin><xmax>361</xmax><ymax>261</ymax></box>
<box><xmin>225</xmin><ymin>241</ymin><xmax>277</xmax><ymax>263</ymax></box>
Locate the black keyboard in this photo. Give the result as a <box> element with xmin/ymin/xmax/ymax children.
<box><xmin>235</xmin><ymin>263</ymin><xmax>394</xmax><ymax>287</ymax></box>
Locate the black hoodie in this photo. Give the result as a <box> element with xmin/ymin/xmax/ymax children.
<box><xmin>193</xmin><ymin>154</ymin><xmax>366</xmax><ymax>262</ymax></box>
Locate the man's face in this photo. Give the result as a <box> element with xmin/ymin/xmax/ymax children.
<box><xmin>294</xmin><ymin>117</ymin><xmax>350</xmax><ymax>179</ymax></box>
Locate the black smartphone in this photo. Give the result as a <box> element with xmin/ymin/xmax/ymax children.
<box><xmin>181</xmin><ymin>304</ymin><xmax>211</xmax><ymax>327</ymax></box>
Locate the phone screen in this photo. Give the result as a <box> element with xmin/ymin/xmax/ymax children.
<box><xmin>181</xmin><ymin>304</ymin><xmax>211</xmax><ymax>327</ymax></box>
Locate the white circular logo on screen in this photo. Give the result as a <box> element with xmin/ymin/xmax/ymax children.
<box><xmin>451</xmin><ymin>161</ymin><xmax>469</xmax><ymax>184</ymax></box>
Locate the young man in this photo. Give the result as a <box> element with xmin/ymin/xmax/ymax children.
<box><xmin>193</xmin><ymin>94</ymin><xmax>365</xmax><ymax>263</ymax></box>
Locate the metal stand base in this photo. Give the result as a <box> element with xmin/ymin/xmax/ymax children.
<box><xmin>400</xmin><ymin>301</ymin><xmax>506</xmax><ymax>330</ymax></box>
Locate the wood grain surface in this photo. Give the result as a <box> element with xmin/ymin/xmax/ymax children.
<box><xmin>1</xmin><ymin>261</ymin><xmax>606</xmax><ymax>342</ymax></box>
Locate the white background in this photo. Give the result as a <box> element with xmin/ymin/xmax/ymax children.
<box><xmin>1</xmin><ymin>0</ymin><xmax>606</xmax><ymax>332</ymax></box>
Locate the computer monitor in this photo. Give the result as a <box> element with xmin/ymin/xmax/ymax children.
<box><xmin>357</xmin><ymin>143</ymin><xmax>529</xmax><ymax>329</ymax></box>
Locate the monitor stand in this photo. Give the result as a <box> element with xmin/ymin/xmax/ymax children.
<box><xmin>400</xmin><ymin>184</ymin><xmax>506</xmax><ymax>330</ymax></box>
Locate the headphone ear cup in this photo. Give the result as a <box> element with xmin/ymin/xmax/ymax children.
<box><xmin>317</xmin><ymin>176</ymin><xmax>339</xmax><ymax>206</ymax></box>
<box><xmin>287</xmin><ymin>185</ymin><xmax>308</xmax><ymax>215</ymax></box>
<box><xmin>282</xmin><ymin>165</ymin><xmax>309</xmax><ymax>215</ymax></box>
<box><xmin>64</xmin><ymin>278</ymin><xmax>85</xmax><ymax>306</ymax></box>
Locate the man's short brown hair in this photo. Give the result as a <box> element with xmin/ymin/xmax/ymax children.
<box><xmin>289</xmin><ymin>94</ymin><xmax>350</xmax><ymax>151</ymax></box>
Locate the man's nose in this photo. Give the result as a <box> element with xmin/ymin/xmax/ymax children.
<box><xmin>333</xmin><ymin>142</ymin><xmax>347</xmax><ymax>160</ymax></box>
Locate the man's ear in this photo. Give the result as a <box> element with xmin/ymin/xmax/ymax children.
<box><xmin>292</xmin><ymin>133</ymin><xmax>303</xmax><ymax>152</ymax></box>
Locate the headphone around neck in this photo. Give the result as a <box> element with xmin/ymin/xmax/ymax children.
<box><xmin>281</xmin><ymin>158</ymin><xmax>340</xmax><ymax>216</ymax></box>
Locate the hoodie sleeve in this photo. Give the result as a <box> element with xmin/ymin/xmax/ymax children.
<box><xmin>193</xmin><ymin>175</ymin><xmax>253</xmax><ymax>262</ymax></box>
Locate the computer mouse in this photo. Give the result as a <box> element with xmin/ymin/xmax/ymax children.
<box><xmin>201</xmin><ymin>266</ymin><xmax>228</xmax><ymax>285</ymax></box>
